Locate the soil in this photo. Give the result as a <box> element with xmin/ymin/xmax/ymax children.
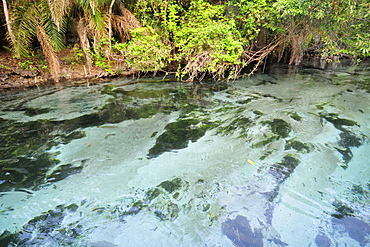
<box><xmin>0</xmin><ymin>49</ymin><xmax>136</xmax><ymax>90</ymax></box>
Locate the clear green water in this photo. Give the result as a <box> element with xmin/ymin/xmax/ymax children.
<box><xmin>0</xmin><ymin>62</ymin><xmax>369</xmax><ymax>246</ymax></box>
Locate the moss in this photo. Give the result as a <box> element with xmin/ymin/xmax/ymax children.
<box><xmin>331</xmin><ymin>200</ymin><xmax>355</xmax><ymax>219</ymax></box>
<box><xmin>289</xmin><ymin>112</ymin><xmax>302</xmax><ymax>121</ymax></box>
<box><xmin>264</xmin><ymin>119</ymin><xmax>291</xmax><ymax>138</ymax></box>
<box><xmin>5</xmin><ymin>203</ymin><xmax>84</xmax><ymax>246</ymax></box>
<box><xmin>334</xmin><ymin>147</ymin><xmax>353</xmax><ymax>168</ymax></box>
<box><xmin>0</xmin><ymin>231</ymin><xmax>18</xmax><ymax>246</ymax></box>
<box><xmin>252</xmin><ymin>136</ymin><xmax>278</xmax><ymax>148</ymax></box>
<box><xmin>158</xmin><ymin>178</ymin><xmax>186</xmax><ymax>193</ymax></box>
<box><xmin>46</xmin><ymin>163</ymin><xmax>84</xmax><ymax>183</ymax></box>
<box><xmin>147</xmin><ymin>118</ymin><xmax>210</xmax><ymax>158</ymax></box>
<box><xmin>270</xmin><ymin>154</ymin><xmax>301</xmax><ymax>182</ymax></box>
<box><xmin>146</xmin><ymin>188</ymin><xmax>162</xmax><ymax>200</ymax></box>
<box><xmin>285</xmin><ymin>140</ymin><xmax>311</xmax><ymax>153</ymax></box>
<box><xmin>252</xmin><ymin>110</ymin><xmax>264</xmax><ymax>116</ymax></box>
<box><xmin>217</xmin><ymin>117</ymin><xmax>252</xmax><ymax>136</ymax></box>
<box><xmin>101</xmin><ymin>84</ymin><xmax>116</xmax><ymax>95</ymax></box>
<box><xmin>320</xmin><ymin>113</ymin><xmax>358</xmax><ymax>130</ymax></box>
<box><xmin>339</xmin><ymin>130</ymin><xmax>362</xmax><ymax>148</ymax></box>
<box><xmin>24</xmin><ymin>107</ymin><xmax>51</xmax><ymax>116</ymax></box>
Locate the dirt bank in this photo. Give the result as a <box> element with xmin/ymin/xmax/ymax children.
<box><xmin>0</xmin><ymin>50</ymin><xmax>136</xmax><ymax>90</ymax></box>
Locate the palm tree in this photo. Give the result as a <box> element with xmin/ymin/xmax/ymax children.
<box><xmin>4</xmin><ymin>0</ymin><xmax>141</xmax><ymax>81</ymax></box>
<box><xmin>2</xmin><ymin>0</ymin><xmax>16</xmax><ymax>46</ymax></box>
<box><xmin>8</xmin><ymin>0</ymin><xmax>65</xmax><ymax>82</ymax></box>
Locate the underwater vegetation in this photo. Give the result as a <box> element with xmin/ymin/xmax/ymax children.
<box><xmin>284</xmin><ymin>139</ymin><xmax>311</xmax><ymax>153</ymax></box>
<box><xmin>0</xmin><ymin>203</ymin><xmax>81</xmax><ymax>246</ymax></box>
<box><xmin>147</xmin><ymin>118</ymin><xmax>210</xmax><ymax>158</ymax></box>
<box><xmin>319</xmin><ymin>112</ymin><xmax>364</xmax><ymax>168</ymax></box>
<box><xmin>266</xmin><ymin>119</ymin><xmax>291</xmax><ymax>139</ymax></box>
<box><xmin>0</xmin><ymin>84</ymin><xmax>212</xmax><ymax>192</ymax></box>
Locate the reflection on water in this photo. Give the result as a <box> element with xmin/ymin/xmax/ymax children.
<box><xmin>0</xmin><ymin>61</ymin><xmax>369</xmax><ymax>246</ymax></box>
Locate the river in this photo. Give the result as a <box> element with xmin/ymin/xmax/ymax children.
<box><xmin>0</xmin><ymin>61</ymin><xmax>369</xmax><ymax>246</ymax></box>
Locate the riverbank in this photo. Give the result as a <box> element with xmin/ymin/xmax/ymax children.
<box><xmin>1</xmin><ymin>48</ymin><xmax>369</xmax><ymax>91</ymax></box>
<box><xmin>0</xmin><ymin>49</ymin><xmax>138</xmax><ymax>90</ymax></box>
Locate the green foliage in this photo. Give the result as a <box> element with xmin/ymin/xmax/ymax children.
<box><xmin>91</xmin><ymin>39</ymin><xmax>114</xmax><ymax>74</ymax></box>
<box><xmin>18</xmin><ymin>60</ymin><xmax>34</xmax><ymax>70</ymax></box>
<box><xmin>122</xmin><ymin>27</ymin><xmax>171</xmax><ymax>72</ymax></box>
<box><xmin>3</xmin><ymin>0</ymin><xmax>369</xmax><ymax>81</ymax></box>
<box><xmin>227</xmin><ymin>0</ymin><xmax>273</xmax><ymax>39</ymax></box>
<box><xmin>62</xmin><ymin>45</ymin><xmax>85</xmax><ymax>66</ymax></box>
<box><xmin>272</xmin><ymin>0</ymin><xmax>370</xmax><ymax>58</ymax></box>
<box><xmin>167</xmin><ymin>0</ymin><xmax>245</xmax><ymax>80</ymax></box>
<box><xmin>10</xmin><ymin>0</ymin><xmax>65</xmax><ymax>57</ymax></box>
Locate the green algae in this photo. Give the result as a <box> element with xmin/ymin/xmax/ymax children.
<box><xmin>320</xmin><ymin>113</ymin><xmax>358</xmax><ymax>130</ymax></box>
<box><xmin>23</xmin><ymin>107</ymin><xmax>51</xmax><ymax>116</ymax></box>
<box><xmin>0</xmin><ymin>117</ymin><xmax>91</xmax><ymax>192</ymax></box>
<box><xmin>1</xmin><ymin>203</ymin><xmax>82</xmax><ymax>246</ymax></box>
<box><xmin>331</xmin><ymin>200</ymin><xmax>355</xmax><ymax>219</ymax></box>
<box><xmin>252</xmin><ymin>110</ymin><xmax>264</xmax><ymax>116</ymax></box>
<box><xmin>147</xmin><ymin>118</ymin><xmax>210</xmax><ymax>158</ymax></box>
<box><xmin>271</xmin><ymin>154</ymin><xmax>301</xmax><ymax>180</ymax></box>
<box><xmin>265</xmin><ymin>154</ymin><xmax>301</xmax><ymax>201</ymax></box>
<box><xmin>107</xmin><ymin>177</ymin><xmax>220</xmax><ymax>224</ymax></box>
<box><xmin>334</xmin><ymin>147</ymin><xmax>353</xmax><ymax>168</ymax></box>
<box><xmin>339</xmin><ymin>130</ymin><xmax>363</xmax><ymax>148</ymax></box>
<box><xmin>146</xmin><ymin>188</ymin><xmax>162</xmax><ymax>200</ymax></box>
<box><xmin>154</xmin><ymin>202</ymin><xmax>180</xmax><ymax>221</ymax></box>
<box><xmin>217</xmin><ymin>116</ymin><xmax>252</xmax><ymax>137</ymax></box>
<box><xmin>285</xmin><ymin>140</ymin><xmax>311</xmax><ymax>153</ymax></box>
<box><xmin>45</xmin><ymin>163</ymin><xmax>85</xmax><ymax>183</ymax></box>
<box><xmin>236</xmin><ymin>94</ymin><xmax>260</xmax><ymax>104</ymax></box>
<box><xmin>318</xmin><ymin>113</ymin><xmax>363</xmax><ymax>167</ymax></box>
<box><xmin>264</xmin><ymin>119</ymin><xmax>291</xmax><ymax>138</ymax></box>
<box><xmin>159</xmin><ymin>178</ymin><xmax>188</xmax><ymax>194</ymax></box>
<box><xmin>0</xmin><ymin>83</ymin><xmax>216</xmax><ymax>192</ymax></box>
<box><xmin>350</xmin><ymin>183</ymin><xmax>370</xmax><ymax>201</ymax></box>
<box><xmin>101</xmin><ymin>84</ymin><xmax>117</xmax><ymax>95</ymax></box>
<box><xmin>252</xmin><ymin>136</ymin><xmax>278</xmax><ymax>148</ymax></box>
<box><xmin>117</xmin><ymin>178</ymin><xmax>189</xmax><ymax>221</ymax></box>
<box><xmin>289</xmin><ymin>112</ymin><xmax>302</xmax><ymax>121</ymax></box>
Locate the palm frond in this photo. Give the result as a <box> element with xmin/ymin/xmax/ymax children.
<box><xmin>47</xmin><ymin>0</ymin><xmax>71</xmax><ymax>30</ymax></box>
<box><xmin>112</xmin><ymin>5</ymin><xmax>142</xmax><ymax>42</ymax></box>
<box><xmin>36</xmin><ymin>24</ymin><xmax>61</xmax><ymax>82</ymax></box>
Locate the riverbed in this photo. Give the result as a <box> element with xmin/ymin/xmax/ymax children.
<box><xmin>0</xmin><ymin>62</ymin><xmax>369</xmax><ymax>246</ymax></box>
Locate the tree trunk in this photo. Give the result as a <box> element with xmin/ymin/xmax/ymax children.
<box><xmin>2</xmin><ymin>0</ymin><xmax>16</xmax><ymax>47</ymax></box>
<box><xmin>36</xmin><ymin>25</ymin><xmax>61</xmax><ymax>82</ymax></box>
<box><xmin>76</xmin><ymin>18</ymin><xmax>92</xmax><ymax>72</ymax></box>
<box><xmin>289</xmin><ymin>33</ymin><xmax>304</xmax><ymax>66</ymax></box>
<box><xmin>108</xmin><ymin>0</ymin><xmax>115</xmax><ymax>47</ymax></box>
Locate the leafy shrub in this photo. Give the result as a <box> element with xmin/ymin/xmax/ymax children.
<box><xmin>169</xmin><ymin>0</ymin><xmax>244</xmax><ymax>80</ymax></box>
<box><xmin>121</xmin><ymin>27</ymin><xmax>171</xmax><ymax>72</ymax></box>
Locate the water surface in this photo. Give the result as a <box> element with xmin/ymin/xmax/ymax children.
<box><xmin>0</xmin><ymin>62</ymin><xmax>369</xmax><ymax>246</ymax></box>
